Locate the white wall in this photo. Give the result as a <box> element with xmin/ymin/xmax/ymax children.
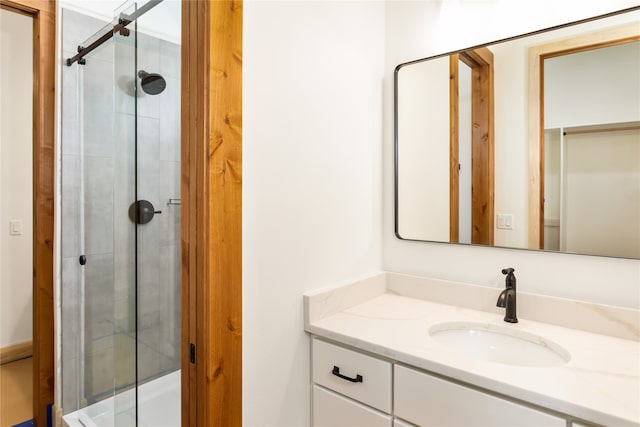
<box><xmin>0</xmin><ymin>9</ymin><xmax>33</xmax><ymax>348</ymax></box>
<box><xmin>491</xmin><ymin>37</ymin><xmax>532</xmax><ymax>248</ymax></box>
<box><xmin>543</xmin><ymin>130</ymin><xmax>561</xmax><ymax>251</ymax></box>
<box><xmin>458</xmin><ymin>62</ymin><xmax>472</xmax><ymax>244</ymax></box>
<box><xmin>384</xmin><ymin>0</ymin><xmax>640</xmax><ymax>309</ymax></box>
<box><xmin>545</xmin><ymin>42</ymin><xmax>640</xmax><ymax>128</ymax></box>
<box><xmin>243</xmin><ymin>1</ymin><xmax>385</xmax><ymax>425</ymax></box>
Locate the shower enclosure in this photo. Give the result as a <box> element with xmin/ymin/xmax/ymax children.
<box><xmin>60</xmin><ymin>1</ymin><xmax>181</xmax><ymax>425</ymax></box>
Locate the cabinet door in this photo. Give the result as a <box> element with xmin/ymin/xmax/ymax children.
<box><xmin>313</xmin><ymin>386</ymin><xmax>392</xmax><ymax>427</ymax></box>
<box><xmin>394</xmin><ymin>365</ymin><xmax>566</xmax><ymax>427</ymax></box>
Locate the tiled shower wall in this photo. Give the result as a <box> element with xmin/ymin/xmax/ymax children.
<box><xmin>61</xmin><ymin>8</ymin><xmax>180</xmax><ymax>414</ymax></box>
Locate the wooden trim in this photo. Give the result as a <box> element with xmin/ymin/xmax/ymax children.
<box><xmin>461</xmin><ymin>47</ymin><xmax>493</xmax><ymax>69</ymax></box>
<box><xmin>528</xmin><ymin>47</ymin><xmax>543</xmax><ymax>249</ymax></box>
<box><xmin>181</xmin><ymin>1</ymin><xmax>243</xmax><ymax>425</ymax></box>
<box><xmin>564</xmin><ymin>125</ymin><xmax>640</xmax><ymax>136</ymax></box>
<box><xmin>527</xmin><ymin>23</ymin><xmax>640</xmax><ymax>249</ymax></box>
<box><xmin>32</xmin><ymin>2</ymin><xmax>56</xmax><ymax>423</ymax></box>
<box><xmin>207</xmin><ymin>1</ymin><xmax>243</xmax><ymax>425</ymax></box>
<box><xmin>0</xmin><ymin>341</ymin><xmax>33</xmax><ymax>365</ymax></box>
<box><xmin>0</xmin><ymin>1</ymin><xmax>32</xmax><ymax>16</ymax></box>
<box><xmin>449</xmin><ymin>54</ymin><xmax>459</xmax><ymax>243</ymax></box>
<box><xmin>459</xmin><ymin>48</ymin><xmax>495</xmax><ymax>246</ymax></box>
<box><xmin>181</xmin><ymin>1</ymin><xmax>206</xmax><ymax>425</ymax></box>
<box><xmin>0</xmin><ymin>0</ymin><xmax>56</xmax><ymax>425</ymax></box>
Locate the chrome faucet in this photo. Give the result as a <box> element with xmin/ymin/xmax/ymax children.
<box><xmin>496</xmin><ymin>268</ymin><xmax>518</xmax><ymax>323</ymax></box>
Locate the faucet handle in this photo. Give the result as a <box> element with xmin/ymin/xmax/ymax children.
<box><xmin>501</xmin><ymin>268</ymin><xmax>516</xmax><ymax>289</ymax></box>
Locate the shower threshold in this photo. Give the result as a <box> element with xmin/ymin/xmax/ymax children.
<box><xmin>62</xmin><ymin>370</ymin><xmax>180</xmax><ymax>427</ymax></box>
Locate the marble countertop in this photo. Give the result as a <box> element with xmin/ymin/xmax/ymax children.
<box><xmin>304</xmin><ymin>273</ymin><xmax>640</xmax><ymax>427</ymax></box>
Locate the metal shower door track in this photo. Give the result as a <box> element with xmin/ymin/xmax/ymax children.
<box><xmin>65</xmin><ymin>0</ymin><xmax>163</xmax><ymax>66</ymax></box>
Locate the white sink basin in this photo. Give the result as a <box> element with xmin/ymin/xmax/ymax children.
<box><xmin>429</xmin><ymin>322</ymin><xmax>571</xmax><ymax>367</ymax></box>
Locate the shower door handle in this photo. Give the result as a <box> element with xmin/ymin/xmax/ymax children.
<box><xmin>128</xmin><ymin>200</ymin><xmax>162</xmax><ymax>224</ymax></box>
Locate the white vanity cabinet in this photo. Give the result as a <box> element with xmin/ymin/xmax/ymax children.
<box><xmin>311</xmin><ymin>338</ymin><xmax>570</xmax><ymax>427</ymax></box>
<box><xmin>394</xmin><ymin>365</ymin><xmax>565</xmax><ymax>427</ymax></box>
<box><xmin>306</xmin><ymin>275</ymin><xmax>639</xmax><ymax>426</ymax></box>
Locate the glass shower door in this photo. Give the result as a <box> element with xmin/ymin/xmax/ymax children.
<box><xmin>61</xmin><ymin>1</ymin><xmax>180</xmax><ymax>425</ymax></box>
<box><xmin>77</xmin><ymin>12</ymin><xmax>139</xmax><ymax>426</ymax></box>
<box><xmin>133</xmin><ymin>2</ymin><xmax>181</xmax><ymax>424</ymax></box>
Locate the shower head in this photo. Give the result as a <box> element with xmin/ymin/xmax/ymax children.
<box><xmin>138</xmin><ymin>70</ymin><xmax>166</xmax><ymax>95</ymax></box>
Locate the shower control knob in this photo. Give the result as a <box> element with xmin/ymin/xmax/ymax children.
<box><xmin>128</xmin><ymin>200</ymin><xmax>162</xmax><ymax>225</ymax></box>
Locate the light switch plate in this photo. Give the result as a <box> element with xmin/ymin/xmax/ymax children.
<box><xmin>496</xmin><ymin>214</ymin><xmax>514</xmax><ymax>230</ymax></box>
<box><xmin>10</xmin><ymin>220</ymin><xmax>23</xmax><ymax>235</ymax></box>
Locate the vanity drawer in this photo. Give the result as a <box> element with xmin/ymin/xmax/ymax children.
<box><xmin>313</xmin><ymin>385</ymin><xmax>391</xmax><ymax>427</ymax></box>
<box><xmin>394</xmin><ymin>365</ymin><xmax>565</xmax><ymax>426</ymax></box>
<box><xmin>312</xmin><ymin>338</ymin><xmax>392</xmax><ymax>413</ymax></box>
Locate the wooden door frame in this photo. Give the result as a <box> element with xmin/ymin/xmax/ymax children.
<box><xmin>449</xmin><ymin>55</ymin><xmax>460</xmax><ymax>243</ymax></box>
<box><xmin>0</xmin><ymin>0</ymin><xmax>55</xmax><ymax>425</ymax></box>
<box><xmin>450</xmin><ymin>48</ymin><xmax>495</xmax><ymax>245</ymax></box>
<box><xmin>182</xmin><ymin>1</ymin><xmax>243</xmax><ymax>426</ymax></box>
<box><xmin>527</xmin><ymin>23</ymin><xmax>640</xmax><ymax>249</ymax></box>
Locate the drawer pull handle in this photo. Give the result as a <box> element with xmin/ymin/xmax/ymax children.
<box><xmin>332</xmin><ymin>366</ymin><xmax>363</xmax><ymax>383</ymax></box>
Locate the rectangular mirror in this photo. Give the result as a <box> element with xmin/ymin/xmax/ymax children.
<box><xmin>394</xmin><ymin>7</ymin><xmax>640</xmax><ymax>258</ymax></box>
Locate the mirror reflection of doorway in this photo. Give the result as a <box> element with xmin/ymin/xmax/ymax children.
<box><xmin>449</xmin><ymin>48</ymin><xmax>495</xmax><ymax>245</ymax></box>
<box><xmin>528</xmin><ymin>24</ymin><xmax>639</xmax><ymax>252</ymax></box>
<box><xmin>539</xmin><ymin>38</ymin><xmax>640</xmax><ymax>256</ymax></box>
<box><xmin>544</xmin><ymin>125</ymin><xmax>640</xmax><ymax>258</ymax></box>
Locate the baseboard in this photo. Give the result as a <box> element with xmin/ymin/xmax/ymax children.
<box><xmin>0</xmin><ymin>340</ymin><xmax>33</xmax><ymax>364</ymax></box>
<box><xmin>52</xmin><ymin>404</ymin><xmax>64</xmax><ymax>427</ymax></box>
